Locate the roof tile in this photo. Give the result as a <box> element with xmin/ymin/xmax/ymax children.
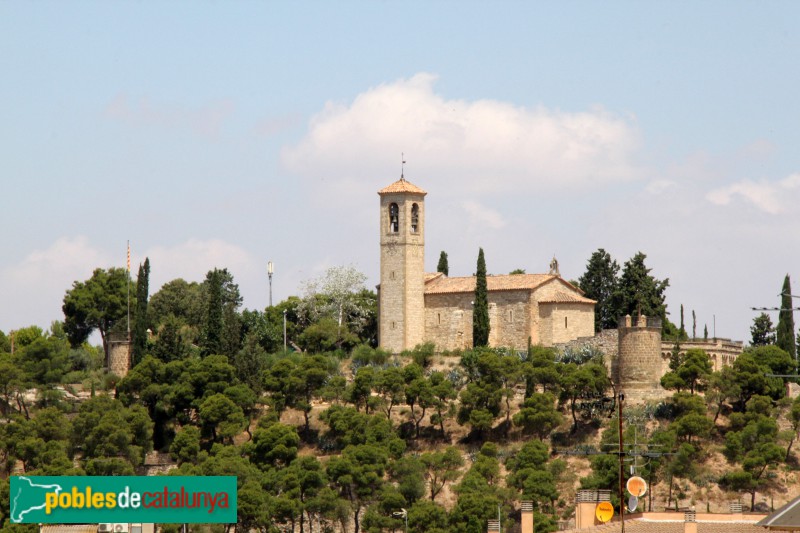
<box><xmin>540</xmin><ymin>291</ymin><xmax>596</xmax><ymax>304</ymax></box>
<box><xmin>424</xmin><ymin>273</ymin><xmax>592</xmax><ymax>297</ymax></box>
<box><xmin>378</xmin><ymin>178</ymin><xmax>427</xmax><ymax>195</ymax></box>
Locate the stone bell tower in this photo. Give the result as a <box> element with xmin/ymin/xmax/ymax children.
<box><xmin>378</xmin><ymin>175</ymin><xmax>427</xmax><ymax>353</ymax></box>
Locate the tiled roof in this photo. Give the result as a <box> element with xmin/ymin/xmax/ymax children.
<box><xmin>378</xmin><ymin>178</ymin><xmax>427</xmax><ymax>195</ymax></box>
<box><xmin>425</xmin><ymin>272</ymin><xmax>445</xmax><ymax>283</ymax></box>
<box><xmin>425</xmin><ymin>273</ymin><xmax>556</xmax><ymax>295</ymax></box>
<box><xmin>559</xmin><ymin>519</ymin><xmax>766</xmax><ymax>533</ymax></box>
<box><xmin>41</xmin><ymin>526</ymin><xmax>100</xmax><ymax>533</ymax></box>
<box><xmin>539</xmin><ymin>291</ymin><xmax>596</xmax><ymax>304</ymax></box>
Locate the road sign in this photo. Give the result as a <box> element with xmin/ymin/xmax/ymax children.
<box><xmin>595</xmin><ymin>502</ymin><xmax>614</xmax><ymax>523</ymax></box>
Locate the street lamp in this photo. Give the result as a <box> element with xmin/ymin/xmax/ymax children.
<box><xmin>267</xmin><ymin>261</ymin><xmax>274</xmax><ymax>308</ymax></box>
<box><xmin>392</xmin><ymin>508</ymin><xmax>408</xmax><ymax>533</ymax></box>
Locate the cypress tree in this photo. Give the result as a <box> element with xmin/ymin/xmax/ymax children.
<box><xmin>437</xmin><ymin>251</ymin><xmax>449</xmax><ymax>276</ymax></box>
<box><xmin>131</xmin><ymin>257</ymin><xmax>150</xmax><ymax>367</ymax></box>
<box><xmin>679</xmin><ymin>304</ymin><xmax>687</xmax><ymax>339</ymax></box>
<box><xmin>777</xmin><ymin>274</ymin><xmax>797</xmax><ymax>362</ymax></box>
<box><xmin>473</xmin><ymin>248</ymin><xmax>489</xmax><ymax>347</ymax></box>
<box><xmin>202</xmin><ymin>268</ymin><xmax>224</xmax><ymax>356</ymax></box>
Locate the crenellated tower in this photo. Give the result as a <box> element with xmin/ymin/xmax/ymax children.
<box><xmin>378</xmin><ymin>176</ymin><xmax>427</xmax><ymax>353</ymax></box>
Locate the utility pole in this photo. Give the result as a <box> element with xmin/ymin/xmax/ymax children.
<box><xmin>283</xmin><ymin>309</ymin><xmax>287</xmax><ymax>352</ymax></box>
<box><xmin>618</xmin><ymin>392</ymin><xmax>625</xmax><ymax>533</ymax></box>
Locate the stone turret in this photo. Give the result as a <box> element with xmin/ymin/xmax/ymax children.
<box><xmin>615</xmin><ymin>314</ymin><xmax>666</xmax><ymax>403</ymax></box>
<box><xmin>107</xmin><ymin>333</ymin><xmax>131</xmax><ymax>378</ymax></box>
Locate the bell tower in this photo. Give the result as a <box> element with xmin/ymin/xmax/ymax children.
<box><xmin>378</xmin><ymin>176</ymin><xmax>427</xmax><ymax>353</ymax></box>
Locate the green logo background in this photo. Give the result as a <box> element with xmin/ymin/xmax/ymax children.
<box><xmin>10</xmin><ymin>476</ymin><xmax>237</xmax><ymax>524</ymax></box>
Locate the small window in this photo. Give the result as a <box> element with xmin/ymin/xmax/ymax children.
<box><xmin>392</xmin><ymin>321</ymin><xmax>396</xmax><ymax>330</ymax></box>
<box><xmin>411</xmin><ymin>203</ymin><xmax>419</xmax><ymax>233</ymax></box>
<box><xmin>437</xmin><ymin>313</ymin><xmax>441</xmax><ymax>325</ymax></box>
<box><xmin>509</xmin><ymin>310</ymin><xmax>513</xmax><ymax>321</ymax></box>
<box><xmin>389</xmin><ymin>203</ymin><xmax>399</xmax><ymax>233</ymax></box>
<box><xmin>565</xmin><ymin>317</ymin><xmax>568</xmax><ymax>328</ymax></box>
<box><xmin>390</xmin><ymin>271</ymin><xmax>395</xmax><ymax>280</ymax></box>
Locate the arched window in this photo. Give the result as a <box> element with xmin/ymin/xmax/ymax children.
<box><xmin>389</xmin><ymin>203</ymin><xmax>399</xmax><ymax>233</ymax></box>
<box><xmin>411</xmin><ymin>203</ymin><xmax>419</xmax><ymax>233</ymax></box>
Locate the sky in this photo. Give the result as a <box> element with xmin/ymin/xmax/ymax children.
<box><xmin>2</xmin><ymin>2</ymin><xmax>800</xmax><ymax>344</ymax></box>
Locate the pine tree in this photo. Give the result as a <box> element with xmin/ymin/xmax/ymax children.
<box><xmin>473</xmin><ymin>248</ymin><xmax>489</xmax><ymax>347</ymax></box>
<box><xmin>437</xmin><ymin>251</ymin><xmax>449</xmax><ymax>276</ymax></box>
<box><xmin>131</xmin><ymin>258</ymin><xmax>150</xmax><ymax>367</ymax></box>
<box><xmin>751</xmin><ymin>313</ymin><xmax>776</xmax><ymax>346</ymax></box>
<box><xmin>615</xmin><ymin>252</ymin><xmax>669</xmax><ymax>323</ymax></box>
<box><xmin>578</xmin><ymin>248</ymin><xmax>620</xmax><ymax>331</ymax></box>
<box><xmin>777</xmin><ymin>274</ymin><xmax>797</xmax><ymax>362</ymax></box>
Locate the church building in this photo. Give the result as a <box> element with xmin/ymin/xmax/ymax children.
<box><xmin>377</xmin><ymin>176</ymin><xmax>596</xmax><ymax>353</ymax></box>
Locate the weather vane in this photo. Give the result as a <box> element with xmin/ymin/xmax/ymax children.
<box><xmin>401</xmin><ymin>152</ymin><xmax>406</xmax><ymax>179</ymax></box>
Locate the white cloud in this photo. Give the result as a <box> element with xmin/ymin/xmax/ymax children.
<box><xmin>282</xmin><ymin>73</ymin><xmax>642</xmax><ymax>194</ymax></box>
<box><xmin>0</xmin><ymin>236</ymin><xmax>113</xmax><ymax>331</ymax></box>
<box><xmin>462</xmin><ymin>200</ymin><xmax>507</xmax><ymax>229</ymax></box>
<box><xmin>645</xmin><ymin>179</ymin><xmax>678</xmax><ymax>194</ymax></box>
<box><xmin>706</xmin><ymin>173</ymin><xmax>800</xmax><ymax>214</ymax></box>
<box><xmin>143</xmin><ymin>239</ymin><xmax>257</xmax><ymax>291</ymax></box>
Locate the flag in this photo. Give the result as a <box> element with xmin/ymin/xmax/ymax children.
<box><xmin>127</xmin><ymin>241</ymin><xmax>131</xmax><ymax>273</ymax></box>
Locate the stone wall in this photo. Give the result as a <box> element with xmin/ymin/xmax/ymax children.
<box><xmin>424</xmin><ymin>292</ymin><xmax>472</xmax><ymax>351</ymax></box>
<box><xmin>539</xmin><ymin>303</ymin><xmax>595</xmax><ymax>345</ymax></box>
<box><xmin>659</xmin><ymin>338</ymin><xmax>744</xmax><ymax>372</ymax></box>
<box><xmin>424</xmin><ymin>290</ymin><xmax>532</xmax><ymax>352</ymax></box>
<box><xmin>424</xmin><ymin>285</ymin><xmax>594</xmax><ymax>352</ymax></box>
<box><xmin>530</xmin><ymin>280</ymin><xmax>594</xmax><ymax>346</ymax></box>
<box><xmin>555</xmin><ymin>328</ymin><xmax>619</xmax><ymax>369</ymax></box>
<box><xmin>140</xmin><ymin>451</ymin><xmax>177</xmax><ymax>476</ymax></box>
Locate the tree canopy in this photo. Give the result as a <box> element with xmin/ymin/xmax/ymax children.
<box><xmin>578</xmin><ymin>248</ymin><xmax>620</xmax><ymax>331</ymax></box>
<box><xmin>62</xmin><ymin>267</ymin><xmax>129</xmax><ymax>358</ymax></box>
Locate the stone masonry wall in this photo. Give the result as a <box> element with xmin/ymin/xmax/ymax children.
<box><xmin>424</xmin><ymin>287</ymin><xmax>593</xmax><ymax>351</ymax></box>
<box><xmin>530</xmin><ymin>280</ymin><xmax>594</xmax><ymax>346</ymax></box>
<box><xmin>555</xmin><ymin>328</ymin><xmax>619</xmax><ymax>370</ymax></box>
<box><xmin>539</xmin><ymin>303</ymin><xmax>595</xmax><ymax>345</ymax></box>
<box><xmin>659</xmin><ymin>338</ymin><xmax>744</xmax><ymax>373</ymax></box>
<box><xmin>424</xmin><ymin>290</ymin><xmax>532</xmax><ymax>352</ymax></box>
